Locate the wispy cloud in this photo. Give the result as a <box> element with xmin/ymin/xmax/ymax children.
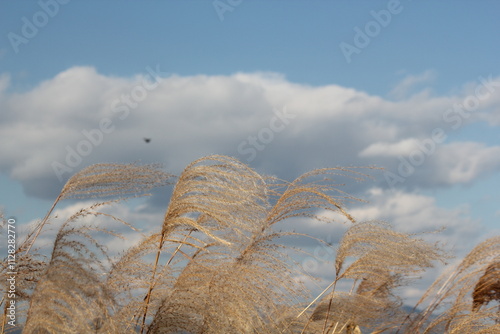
<box><xmin>389</xmin><ymin>70</ymin><xmax>436</xmax><ymax>100</ymax></box>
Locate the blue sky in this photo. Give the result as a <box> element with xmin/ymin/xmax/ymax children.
<box><xmin>2</xmin><ymin>1</ymin><xmax>500</xmax><ymax>94</ymax></box>
<box><xmin>1</xmin><ymin>0</ymin><xmax>499</xmax><ymax>304</ymax></box>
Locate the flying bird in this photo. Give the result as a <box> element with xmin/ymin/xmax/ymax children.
<box><xmin>144</xmin><ymin>138</ymin><xmax>151</xmax><ymax>143</ymax></box>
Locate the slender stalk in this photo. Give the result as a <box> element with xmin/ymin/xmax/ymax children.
<box><xmin>140</xmin><ymin>229</ymin><xmax>192</xmax><ymax>333</ymax></box>
<box><xmin>399</xmin><ymin>268</ymin><xmax>457</xmax><ymax>333</ymax></box>
<box><xmin>322</xmin><ymin>280</ymin><xmax>338</xmax><ymax>334</ymax></box>
<box><xmin>331</xmin><ymin>320</ymin><xmax>348</xmax><ymax>334</ymax></box>
<box><xmin>297</xmin><ymin>280</ymin><xmax>337</xmax><ymax>319</ymax></box>
<box><xmin>140</xmin><ymin>232</ymin><xmax>165</xmax><ymax>334</ymax></box>
<box><xmin>329</xmin><ymin>321</ymin><xmax>339</xmax><ymax>334</ymax></box>
<box><xmin>300</xmin><ymin>316</ymin><xmax>313</xmax><ymax>334</ymax></box>
<box><xmin>24</xmin><ymin>194</ymin><xmax>62</xmax><ymax>255</ymax></box>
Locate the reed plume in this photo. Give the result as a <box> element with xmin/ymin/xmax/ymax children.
<box><xmin>472</xmin><ymin>260</ymin><xmax>500</xmax><ymax>313</ymax></box>
<box><xmin>24</xmin><ymin>203</ymin><xmax>117</xmax><ymax>333</ymax></box>
<box><xmin>3</xmin><ymin>155</ymin><xmax>499</xmax><ymax>333</ymax></box>
<box><xmin>148</xmin><ymin>165</ymin><xmax>366</xmax><ymax>333</ymax></box>
<box><xmin>302</xmin><ymin>221</ymin><xmax>445</xmax><ymax>333</ymax></box>
<box><xmin>142</xmin><ymin>155</ymin><xmax>269</xmax><ymax>332</ymax></box>
<box><xmin>22</xmin><ymin>163</ymin><xmax>173</xmax><ymax>255</ymax></box>
<box><xmin>404</xmin><ymin>236</ymin><xmax>500</xmax><ymax>333</ymax></box>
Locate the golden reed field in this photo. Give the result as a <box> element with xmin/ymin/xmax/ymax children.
<box><xmin>1</xmin><ymin>155</ymin><xmax>499</xmax><ymax>333</ymax></box>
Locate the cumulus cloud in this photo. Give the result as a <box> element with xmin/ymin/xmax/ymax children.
<box><xmin>363</xmin><ymin>140</ymin><xmax>500</xmax><ymax>190</ymax></box>
<box><xmin>0</xmin><ymin>66</ymin><xmax>499</xmax><ymax>202</ymax></box>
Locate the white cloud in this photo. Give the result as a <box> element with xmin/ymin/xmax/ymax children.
<box><xmin>0</xmin><ymin>67</ymin><xmax>499</xmax><ymax>200</ymax></box>
<box><xmin>360</xmin><ymin>139</ymin><xmax>500</xmax><ymax>189</ymax></box>
<box><xmin>350</xmin><ymin>188</ymin><xmax>480</xmax><ymax>241</ymax></box>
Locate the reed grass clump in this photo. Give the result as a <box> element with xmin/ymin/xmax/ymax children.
<box><xmin>0</xmin><ymin>155</ymin><xmax>498</xmax><ymax>333</ymax></box>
